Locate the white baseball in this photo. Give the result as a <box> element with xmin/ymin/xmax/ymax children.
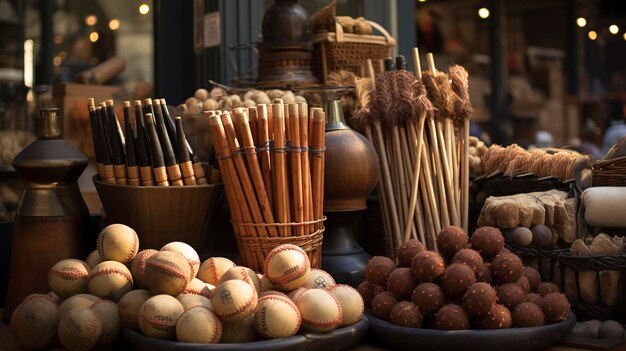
<box><xmin>264</xmin><ymin>244</ymin><xmax>311</xmax><ymax>291</ymax></box>
<box><xmin>181</xmin><ymin>277</ymin><xmax>214</xmax><ymax>298</ymax></box>
<box><xmin>138</xmin><ymin>294</ymin><xmax>184</xmax><ymax>340</ymax></box>
<box><xmin>219</xmin><ymin>266</ymin><xmax>261</xmax><ymax>293</ymax></box>
<box><xmin>10</xmin><ymin>294</ymin><xmax>58</xmax><ymax>349</ymax></box>
<box><xmin>210</xmin><ymin>280</ymin><xmax>258</xmax><ymax>321</ymax></box>
<box><xmin>96</xmin><ymin>223</ymin><xmax>139</xmax><ymax>264</ymax></box>
<box><xmin>176</xmin><ymin>306</ymin><xmax>222</xmax><ymax>343</ymax></box>
<box><xmin>303</xmin><ymin>269</ymin><xmax>336</xmax><ymax>290</ymax></box>
<box><xmin>260</xmin><ymin>275</ymin><xmax>276</xmax><ymax>292</ymax></box>
<box><xmin>85</xmin><ymin>250</ymin><xmax>103</xmax><ymax>269</ymax></box>
<box><xmin>287</xmin><ymin>287</ymin><xmax>309</xmax><ymax>303</ymax></box>
<box><xmin>254</xmin><ymin>294</ymin><xmax>301</xmax><ymax>339</ymax></box>
<box><xmin>177</xmin><ymin>293</ymin><xmax>213</xmax><ymax>311</ymax></box>
<box><xmin>118</xmin><ymin>289</ymin><xmax>153</xmax><ymax>330</ymax></box>
<box><xmin>296</xmin><ymin>289</ymin><xmax>342</xmax><ymax>332</ymax></box>
<box><xmin>330</xmin><ymin>284</ymin><xmax>364</xmax><ymax>326</ymax></box>
<box><xmin>197</xmin><ymin>257</ymin><xmax>236</xmax><ymax>285</ymax></box>
<box><xmin>161</xmin><ymin>241</ymin><xmax>201</xmax><ymax>278</ymax></box>
<box><xmin>144</xmin><ymin>250</ymin><xmax>191</xmax><ymax>296</ymax></box>
<box><xmin>48</xmin><ymin>259</ymin><xmax>91</xmax><ymax>298</ymax></box>
<box><xmin>58</xmin><ymin>294</ymin><xmax>101</xmax><ymax>321</ymax></box>
<box><xmin>90</xmin><ymin>300</ymin><xmax>120</xmax><ymax>343</ymax></box>
<box><xmin>130</xmin><ymin>249</ymin><xmax>158</xmax><ymax>289</ymax></box>
<box><xmin>88</xmin><ymin>261</ymin><xmax>134</xmax><ymax>301</ymax></box>
<box><xmin>57</xmin><ymin>308</ymin><xmax>102</xmax><ymax>351</ymax></box>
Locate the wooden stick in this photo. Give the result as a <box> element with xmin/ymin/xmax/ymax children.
<box><xmin>271</xmin><ymin>102</ymin><xmax>290</xmax><ymax>236</ymax></box>
<box><xmin>174</xmin><ymin>116</ymin><xmax>197</xmax><ymax>185</ymax></box>
<box><xmin>145</xmin><ymin>113</ymin><xmax>169</xmax><ymax>186</ymax></box>
<box><xmin>310</xmin><ymin>109</ymin><xmax>326</xmax><ymax>231</ymax></box>
<box><xmin>104</xmin><ymin>101</ymin><xmax>128</xmax><ymax>185</ymax></box>
<box><xmin>154</xmin><ymin>99</ymin><xmax>183</xmax><ymax>186</ymax></box>
<box><xmin>298</xmin><ymin>102</ymin><xmax>313</xmax><ymax>234</ymax></box>
<box><xmin>87</xmin><ymin>100</ymin><xmax>105</xmax><ymax>178</ymax></box>
<box><xmin>134</xmin><ymin>100</ymin><xmax>154</xmax><ymax>186</ymax></box>
<box><xmin>257</xmin><ymin>104</ymin><xmax>273</xmax><ymax>211</ymax></box>
<box><xmin>123</xmin><ymin>101</ymin><xmax>140</xmax><ymax>186</ymax></box>
<box><xmin>248</xmin><ymin>106</ymin><xmax>259</xmax><ymax>146</ymax></box>
<box><xmin>95</xmin><ymin>106</ymin><xmax>116</xmax><ymax>184</ymax></box>
<box><xmin>288</xmin><ymin>104</ymin><xmax>304</xmax><ymax>235</ymax></box>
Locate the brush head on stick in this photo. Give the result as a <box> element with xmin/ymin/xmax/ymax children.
<box><xmin>449</xmin><ymin>65</ymin><xmax>473</xmax><ymax>122</ymax></box>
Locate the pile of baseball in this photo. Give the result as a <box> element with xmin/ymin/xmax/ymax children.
<box><xmin>358</xmin><ymin>226</ymin><xmax>571</xmax><ymax>330</ymax></box>
<box><xmin>10</xmin><ymin>224</ymin><xmax>363</xmax><ymax>350</ymax></box>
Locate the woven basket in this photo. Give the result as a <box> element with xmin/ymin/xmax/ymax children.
<box><xmin>311</xmin><ymin>17</ymin><xmax>396</xmax><ymax>84</ymax></box>
<box><xmin>592</xmin><ymin>156</ymin><xmax>626</xmax><ymax>186</ymax></box>
<box><xmin>232</xmin><ymin>218</ymin><xmax>325</xmax><ymax>272</ymax></box>
<box><xmin>506</xmin><ymin>243</ymin><xmax>560</xmax><ymax>285</ymax></box>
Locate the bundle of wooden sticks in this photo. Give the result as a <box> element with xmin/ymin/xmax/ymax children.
<box><xmin>353</xmin><ymin>50</ymin><xmax>473</xmax><ymax>254</ymax></box>
<box><xmin>87</xmin><ymin>98</ymin><xmax>208</xmax><ymax>186</ymax></box>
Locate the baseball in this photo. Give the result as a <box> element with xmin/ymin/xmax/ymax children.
<box><xmin>90</xmin><ymin>300</ymin><xmax>120</xmax><ymax>343</ymax></box>
<box><xmin>10</xmin><ymin>294</ymin><xmax>58</xmax><ymax>349</ymax></box>
<box><xmin>303</xmin><ymin>268</ymin><xmax>336</xmax><ymax>290</ymax></box>
<box><xmin>130</xmin><ymin>249</ymin><xmax>158</xmax><ymax>289</ymax></box>
<box><xmin>88</xmin><ymin>261</ymin><xmax>134</xmax><ymax>301</ymax></box>
<box><xmin>220</xmin><ymin>315</ymin><xmax>259</xmax><ymax>343</ymax></box>
<box><xmin>211</xmin><ymin>279</ymin><xmax>258</xmax><ymax>321</ymax></box>
<box><xmin>57</xmin><ymin>308</ymin><xmax>102</xmax><ymax>351</ymax></box>
<box><xmin>144</xmin><ymin>250</ymin><xmax>191</xmax><ymax>296</ymax></box>
<box><xmin>330</xmin><ymin>284</ymin><xmax>364</xmax><ymax>326</ymax></box>
<box><xmin>161</xmin><ymin>241</ymin><xmax>201</xmax><ymax>278</ymax></box>
<box><xmin>85</xmin><ymin>250</ymin><xmax>103</xmax><ymax>269</ymax></box>
<box><xmin>181</xmin><ymin>277</ymin><xmax>214</xmax><ymax>298</ymax></box>
<box><xmin>259</xmin><ymin>290</ymin><xmax>289</xmax><ymax>298</ymax></box>
<box><xmin>296</xmin><ymin>289</ymin><xmax>342</xmax><ymax>332</ymax></box>
<box><xmin>254</xmin><ymin>294</ymin><xmax>301</xmax><ymax>339</ymax></box>
<box><xmin>118</xmin><ymin>289</ymin><xmax>153</xmax><ymax>330</ymax></box>
<box><xmin>287</xmin><ymin>287</ymin><xmax>308</xmax><ymax>303</ymax></box>
<box><xmin>219</xmin><ymin>266</ymin><xmax>261</xmax><ymax>293</ymax></box>
<box><xmin>260</xmin><ymin>275</ymin><xmax>276</xmax><ymax>291</ymax></box>
<box><xmin>177</xmin><ymin>293</ymin><xmax>212</xmax><ymax>311</ymax></box>
<box><xmin>197</xmin><ymin>257</ymin><xmax>236</xmax><ymax>285</ymax></box>
<box><xmin>96</xmin><ymin>223</ymin><xmax>139</xmax><ymax>264</ymax></box>
<box><xmin>48</xmin><ymin>259</ymin><xmax>91</xmax><ymax>298</ymax></box>
<box><xmin>138</xmin><ymin>294</ymin><xmax>184</xmax><ymax>340</ymax></box>
<box><xmin>264</xmin><ymin>244</ymin><xmax>311</xmax><ymax>291</ymax></box>
<box><xmin>176</xmin><ymin>306</ymin><xmax>222</xmax><ymax>343</ymax></box>
<box><xmin>58</xmin><ymin>294</ymin><xmax>101</xmax><ymax>321</ymax></box>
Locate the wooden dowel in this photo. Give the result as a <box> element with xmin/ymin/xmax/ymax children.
<box><xmin>462</xmin><ymin>118</ymin><xmax>470</xmax><ymax>232</ymax></box>
<box><xmin>271</xmin><ymin>102</ymin><xmax>290</xmax><ymax>236</ymax></box>
<box><xmin>257</xmin><ymin>104</ymin><xmax>273</xmax><ymax>210</ymax></box>
<box><xmin>298</xmin><ymin>102</ymin><xmax>313</xmax><ymax>234</ymax></box>
<box><xmin>248</xmin><ymin>106</ymin><xmax>259</xmax><ymax>147</ymax></box>
<box><xmin>288</xmin><ymin>104</ymin><xmax>304</xmax><ymax>236</ymax></box>
<box><xmin>310</xmin><ymin>109</ymin><xmax>326</xmax><ymax>231</ymax></box>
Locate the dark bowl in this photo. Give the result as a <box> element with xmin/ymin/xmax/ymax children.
<box><xmin>366</xmin><ymin>311</ymin><xmax>575</xmax><ymax>351</ymax></box>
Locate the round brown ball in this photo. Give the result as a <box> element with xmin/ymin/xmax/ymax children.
<box><xmin>356</xmin><ymin>281</ymin><xmax>383</xmax><ymax>308</ymax></box>
<box><xmin>476</xmin><ymin>263</ymin><xmax>493</xmax><ymax>284</ymax></box>
<box><xmin>452</xmin><ymin>249</ymin><xmax>484</xmax><ymax>275</ymax></box>
<box><xmin>410</xmin><ymin>251</ymin><xmax>445</xmax><ymax>282</ymax></box>
<box><xmin>387</xmin><ymin>268</ymin><xmax>417</xmax><ymax>300</ymax></box>
<box><xmin>490</xmin><ymin>253</ymin><xmax>523</xmax><ymax>284</ymax></box>
<box><xmin>475</xmin><ymin>304</ymin><xmax>513</xmax><ymax>329</ymax></box>
<box><xmin>396</xmin><ymin>240</ymin><xmax>426</xmax><ymax>267</ymax></box>
<box><xmin>389</xmin><ymin>301</ymin><xmax>423</xmax><ymax>328</ymax></box>
<box><xmin>435</xmin><ymin>304</ymin><xmax>470</xmax><ymax>330</ymax></box>
<box><xmin>411</xmin><ymin>283</ymin><xmax>445</xmax><ymax>316</ymax></box>
<box><xmin>523</xmin><ymin>267</ymin><xmax>541</xmax><ymax>291</ymax></box>
<box><xmin>499</xmin><ymin>247</ymin><xmax>511</xmax><ymax>255</ymax></box>
<box><xmin>471</xmin><ymin>226</ymin><xmax>504</xmax><ymax>260</ymax></box>
<box><xmin>524</xmin><ymin>293</ymin><xmax>543</xmax><ymax>305</ymax></box>
<box><xmin>437</xmin><ymin>226</ymin><xmax>469</xmax><ymax>259</ymax></box>
<box><xmin>463</xmin><ymin>282</ymin><xmax>497</xmax><ymax>317</ymax></box>
<box><xmin>441</xmin><ymin>263</ymin><xmax>476</xmax><ymax>297</ymax></box>
<box><xmin>540</xmin><ymin>292</ymin><xmax>570</xmax><ymax>322</ymax></box>
<box><xmin>371</xmin><ymin>291</ymin><xmax>399</xmax><ymax>321</ymax></box>
<box><xmin>537</xmin><ymin>282</ymin><xmax>560</xmax><ymax>297</ymax></box>
<box><xmin>512</xmin><ymin>302</ymin><xmax>545</xmax><ymax>327</ymax></box>
<box><xmin>517</xmin><ymin>276</ymin><xmax>531</xmax><ymax>293</ymax></box>
<box><xmin>496</xmin><ymin>283</ymin><xmax>525</xmax><ymax>310</ymax></box>
<box><xmin>365</xmin><ymin>256</ymin><xmax>396</xmax><ymax>286</ymax></box>
<box><xmin>531</xmin><ymin>225</ymin><xmax>552</xmax><ymax>247</ymax></box>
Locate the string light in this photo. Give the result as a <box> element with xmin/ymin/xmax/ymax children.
<box><xmin>478</xmin><ymin>8</ymin><xmax>490</xmax><ymax>19</ymax></box>
<box><xmin>576</xmin><ymin>17</ymin><xmax>587</xmax><ymax>28</ymax></box>
<box><xmin>85</xmin><ymin>15</ymin><xmax>97</xmax><ymax>26</ymax></box>
<box><xmin>609</xmin><ymin>24</ymin><xmax>619</xmax><ymax>35</ymax></box>
<box><xmin>139</xmin><ymin>4</ymin><xmax>150</xmax><ymax>15</ymax></box>
<box><xmin>89</xmin><ymin>32</ymin><xmax>99</xmax><ymax>43</ymax></box>
<box><xmin>588</xmin><ymin>30</ymin><xmax>597</xmax><ymax>40</ymax></box>
<box><xmin>109</xmin><ymin>19</ymin><xmax>120</xmax><ymax>30</ymax></box>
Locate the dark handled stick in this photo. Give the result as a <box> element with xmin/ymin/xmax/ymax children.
<box><xmin>159</xmin><ymin>98</ymin><xmax>180</xmax><ymax>162</ymax></box>
<box><xmin>174</xmin><ymin>116</ymin><xmax>197</xmax><ymax>185</ymax></box>
<box><xmin>123</xmin><ymin>101</ymin><xmax>140</xmax><ymax>186</ymax></box>
<box><xmin>95</xmin><ymin>106</ymin><xmax>116</xmax><ymax>184</ymax></box>
<box><xmin>104</xmin><ymin>101</ymin><xmax>127</xmax><ymax>185</ymax></box>
<box><xmin>145</xmin><ymin>113</ymin><xmax>169</xmax><ymax>186</ymax></box>
<box><xmin>134</xmin><ymin>100</ymin><xmax>154</xmax><ymax>186</ymax></box>
<box><xmin>154</xmin><ymin>99</ymin><xmax>182</xmax><ymax>186</ymax></box>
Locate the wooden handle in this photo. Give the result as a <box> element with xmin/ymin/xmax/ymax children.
<box><xmin>192</xmin><ymin>162</ymin><xmax>207</xmax><ymax>184</ymax></box>
<box><xmin>167</xmin><ymin>164</ymin><xmax>183</xmax><ymax>186</ymax></box>
<box><xmin>114</xmin><ymin>164</ymin><xmax>128</xmax><ymax>185</ymax></box>
<box><xmin>154</xmin><ymin>166</ymin><xmax>169</xmax><ymax>186</ymax></box>
<box><xmin>179</xmin><ymin>161</ymin><xmax>197</xmax><ymax>185</ymax></box>
<box><xmin>127</xmin><ymin>166</ymin><xmax>141</xmax><ymax>186</ymax></box>
<box><xmin>101</xmin><ymin>165</ymin><xmax>116</xmax><ymax>184</ymax></box>
<box><xmin>140</xmin><ymin>166</ymin><xmax>155</xmax><ymax>186</ymax></box>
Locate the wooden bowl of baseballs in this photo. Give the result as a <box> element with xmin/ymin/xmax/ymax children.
<box><xmin>93</xmin><ymin>175</ymin><xmax>223</xmax><ymax>252</ymax></box>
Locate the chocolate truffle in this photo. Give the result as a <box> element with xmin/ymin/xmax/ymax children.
<box><xmin>512</xmin><ymin>302</ymin><xmax>545</xmax><ymax>327</ymax></box>
<box><xmin>490</xmin><ymin>253</ymin><xmax>523</xmax><ymax>284</ymax></box>
<box><xmin>435</xmin><ymin>304</ymin><xmax>470</xmax><ymax>330</ymax></box>
<box><xmin>452</xmin><ymin>249</ymin><xmax>484</xmax><ymax>275</ymax></box>
<box><xmin>476</xmin><ymin>263</ymin><xmax>493</xmax><ymax>284</ymax></box>
<box><xmin>540</xmin><ymin>292</ymin><xmax>570</xmax><ymax>322</ymax></box>
<box><xmin>396</xmin><ymin>240</ymin><xmax>426</xmax><ymax>267</ymax></box>
<box><xmin>389</xmin><ymin>301</ymin><xmax>423</xmax><ymax>328</ymax></box>
<box><xmin>371</xmin><ymin>291</ymin><xmax>399</xmax><ymax>321</ymax></box>
<box><xmin>410</xmin><ymin>251</ymin><xmax>445</xmax><ymax>282</ymax></box>
<box><xmin>411</xmin><ymin>283</ymin><xmax>445</xmax><ymax>316</ymax></box>
<box><xmin>496</xmin><ymin>283</ymin><xmax>525</xmax><ymax>310</ymax></box>
<box><xmin>517</xmin><ymin>276</ymin><xmax>531</xmax><ymax>293</ymax></box>
<box><xmin>436</xmin><ymin>226</ymin><xmax>469</xmax><ymax>259</ymax></box>
<box><xmin>471</xmin><ymin>226</ymin><xmax>504</xmax><ymax>260</ymax></box>
<box><xmin>531</xmin><ymin>225</ymin><xmax>552</xmax><ymax>247</ymax></box>
<box><xmin>537</xmin><ymin>282</ymin><xmax>560</xmax><ymax>297</ymax></box>
<box><xmin>441</xmin><ymin>263</ymin><xmax>476</xmax><ymax>297</ymax></box>
<box><xmin>463</xmin><ymin>282</ymin><xmax>497</xmax><ymax>317</ymax></box>
<box><xmin>523</xmin><ymin>267</ymin><xmax>541</xmax><ymax>291</ymax></box>
<box><xmin>365</xmin><ymin>256</ymin><xmax>396</xmax><ymax>286</ymax></box>
<box><xmin>357</xmin><ymin>281</ymin><xmax>383</xmax><ymax>308</ymax></box>
<box><xmin>475</xmin><ymin>304</ymin><xmax>513</xmax><ymax>329</ymax></box>
<box><xmin>387</xmin><ymin>268</ymin><xmax>417</xmax><ymax>300</ymax></box>
<box><xmin>524</xmin><ymin>293</ymin><xmax>543</xmax><ymax>305</ymax></box>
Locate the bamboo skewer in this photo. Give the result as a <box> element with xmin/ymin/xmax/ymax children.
<box><xmin>287</xmin><ymin>104</ymin><xmax>304</xmax><ymax>236</ymax></box>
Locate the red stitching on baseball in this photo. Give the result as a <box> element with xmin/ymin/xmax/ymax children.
<box><xmin>265</xmin><ymin>246</ymin><xmax>310</xmax><ymax>286</ymax></box>
<box><xmin>125</xmin><ymin>233</ymin><xmax>139</xmax><ymax>263</ymax></box>
<box><xmin>50</xmin><ymin>268</ymin><xmax>89</xmax><ymax>281</ymax></box>
<box><xmin>139</xmin><ymin>312</ymin><xmax>177</xmax><ymax>331</ymax></box>
<box><xmin>146</xmin><ymin>259</ymin><xmax>187</xmax><ymax>280</ymax></box>
<box><xmin>301</xmin><ymin>292</ymin><xmax>342</xmax><ymax>329</ymax></box>
<box><xmin>257</xmin><ymin>295</ymin><xmax>301</xmax><ymax>337</ymax></box>
<box><xmin>217</xmin><ymin>291</ymin><xmax>256</xmax><ymax>319</ymax></box>
<box><xmin>210</xmin><ymin>260</ymin><xmax>219</xmax><ymax>284</ymax></box>
<box><xmin>90</xmin><ymin>267</ymin><xmax>133</xmax><ymax>284</ymax></box>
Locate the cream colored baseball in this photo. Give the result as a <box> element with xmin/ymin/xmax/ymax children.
<box><xmin>211</xmin><ymin>279</ymin><xmax>258</xmax><ymax>321</ymax></box>
<box><xmin>161</xmin><ymin>241</ymin><xmax>201</xmax><ymax>278</ymax></box>
<box><xmin>197</xmin><ymin>257</ymin><xmax>236</xmax><ymax>286</ymax></box>
<box><xmin>58</xmin><ymin>294</ymin><xmax>101</xmax><ymax>321</ymax></box>
<box><xmin>303</xmin><ymin>269</ymin><xmax>336</xmax><ymax>290</ymax></box>
<box><xmin>296</xmin><ymin>289</ymin><xmax>342</xmax><ymax>332</ymax></box>
<box><xmin>85</xmin><ymin>250</ymin><xmax>103</xmax><ymax>269</ymax></box>
<box><xmin>220</xmin><ymin>315</ymin><xmax>259</xmax><ymax>343</ymax></box>
<box><xmin>330</xmin><ymin>284</ymin><xmax>364</xmax><ymax>326</ymax></box>
<box><xmin>181</xmin><ymin>278</ymin><xmax>214</xmax><ymax>298</ymax></box>
<box><xmin>96</xmin><ymin>223</ymin><xmax>139</xmax><ymax>264</ymax></box>
<box><xmin>260</xmin><ymin>275</ymin><xmax>276</xmax><ymax>292</ymax></box>
<box><xmin>259</xmin><ymin>290</ymin><xmax>289</xmax><ymax>299</ymax></box>
<box><xmin>88</xmin><ymin>261</ymin><xmax>134</xmax><ymax>301</ymax></box>
<box><xmin>287</xmin><ymin>287</ymin><xmax>308</xmax><ymax>303</ymax></box>
<box><xmin>118</xmin><ymin>289</ymin><xmax>153</xmax><ymax>330</ymax></box>
<box><xmin>10</xmin><ymin>294</ymin><xmax>58</xmax><ymax>349</ymax></box>
<box><xmin>138</xmin><ymin>294</ymin><xmax>184</xmax><ymax>340</ymax></box>
<box><xmin>219</xmin><ymin>266</ymin><xmax>261</xmax><ymax>293</ymax></box>
<box><xmin>254</xmin><ymin>295</ymin><xmax>301</xmax><ymax>339</ymax></box>
<box><xmin>177</xmin><ymin>293</ymin><xmax>213</xmax><ymax>311</ymax></box>
<box><xmin>264</xmin><ymin>244</ymin><xmax>311</xmax><ymax>291</ymax></box>
<box><xmin>57</xmin><ymin>308</ymin><xmax>102</xmax><ymax>351</ymax></box>
<box><xmin>90</xmin><ymin>300</ymin><xmax>120</xmax><ymax>344</ymax></box>
<box><xmin>176</xmin><ymin>306</ymin><xmax>222</xmax><ymax>343</ymax></box>
<box><xmin>48</xmin><ymin>259</ymin><xmax>91</xmax><ymax>298</ymax></box>
<box><xmin>130</xmin><ymin>249</ymin><xmax>158</xmax><ymax>289</ymax></box>
<box><xmin>144</xmin><ymin>250</ymin><xmax>191</xmax><ymax>296</ymax></box>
